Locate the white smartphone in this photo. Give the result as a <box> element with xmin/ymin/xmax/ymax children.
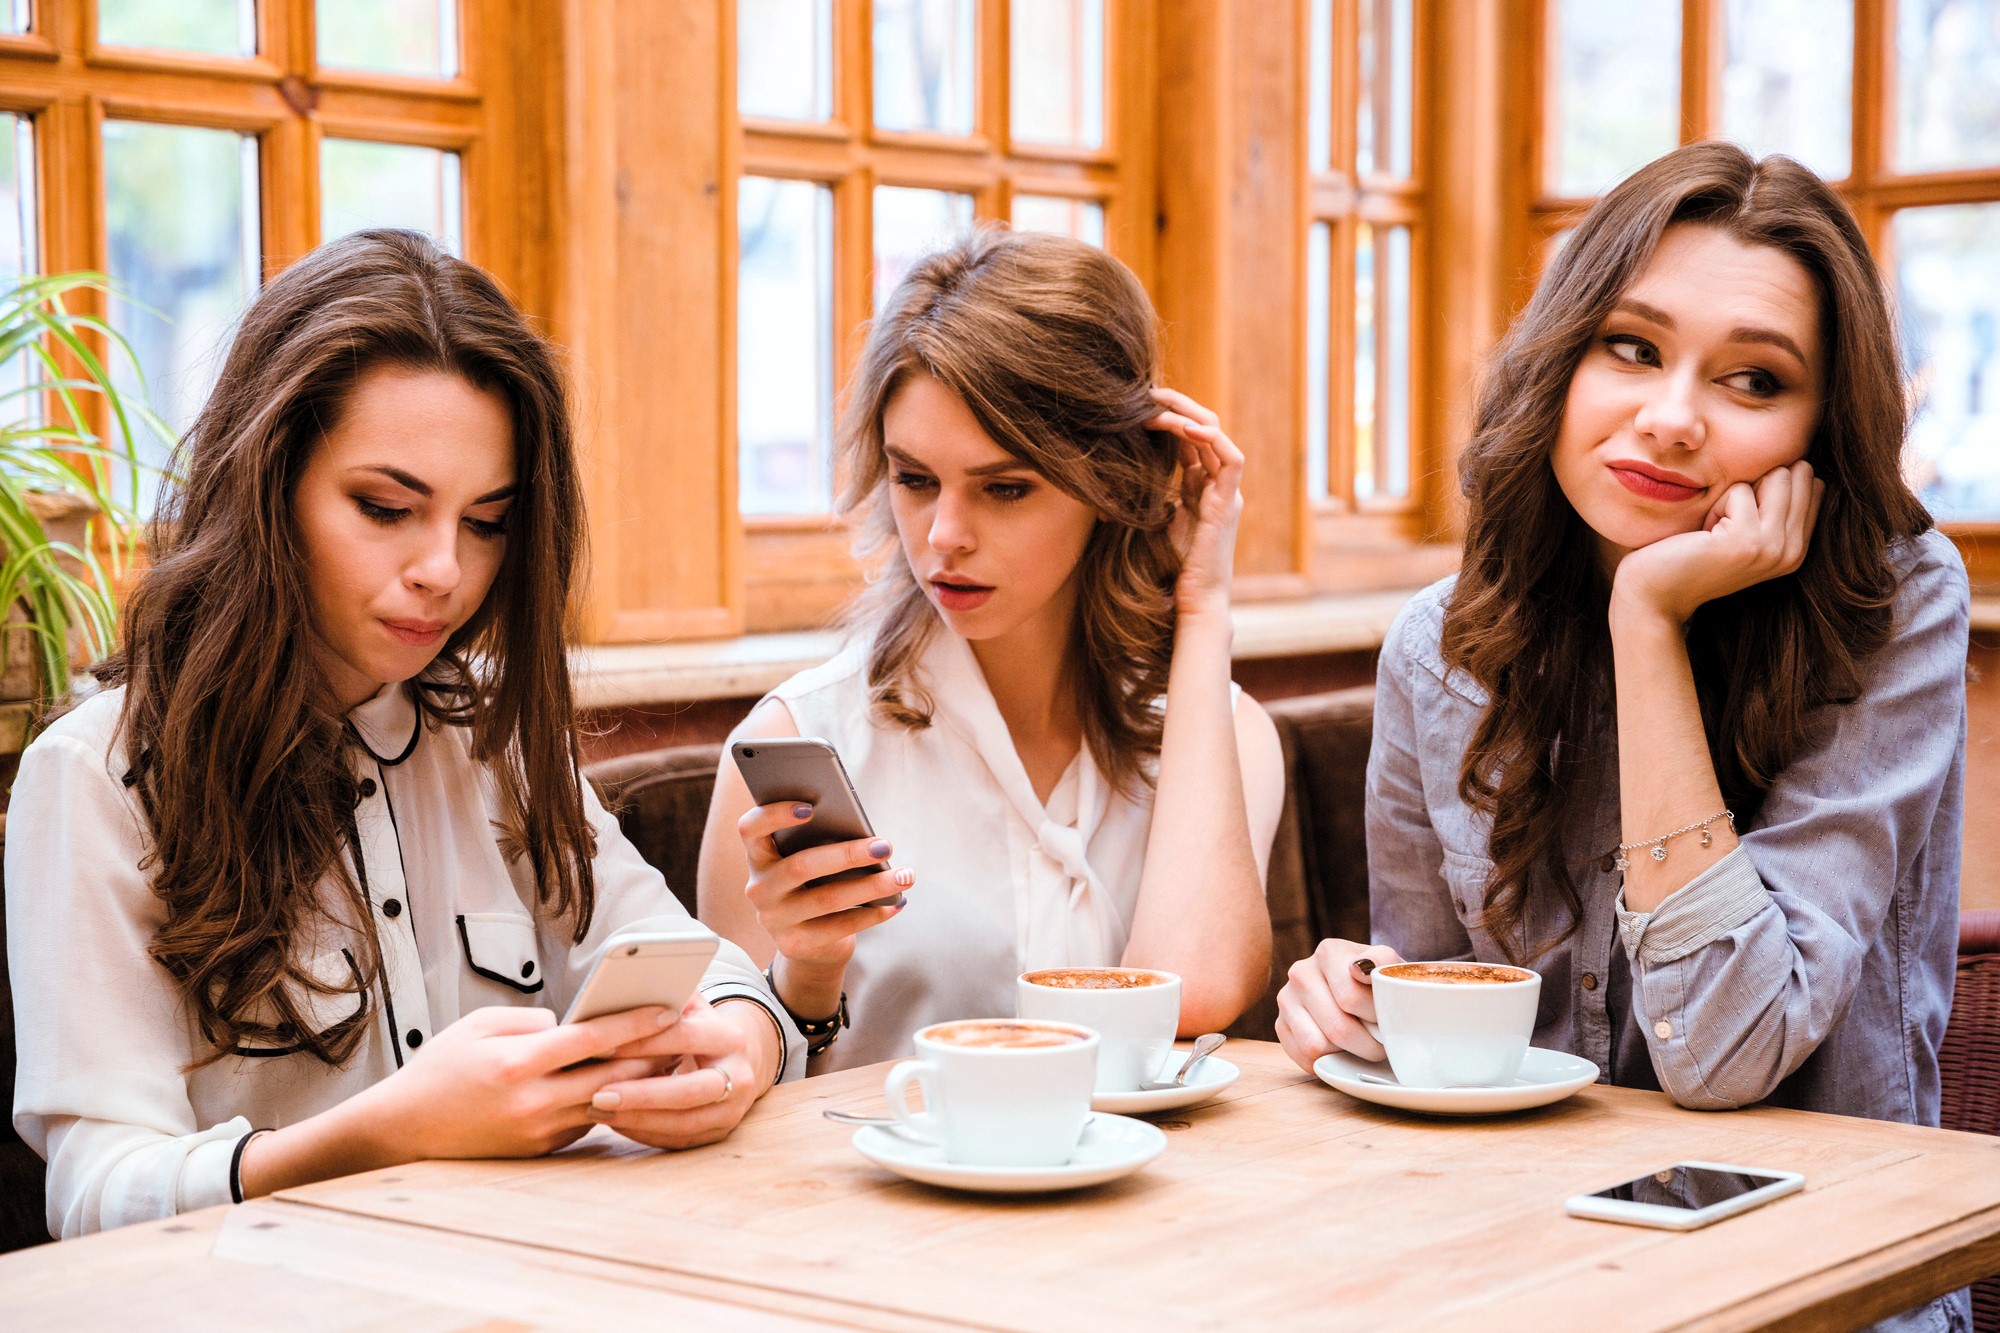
<box><xmin>1565</xmin><ymin>1161</ymin><xmax>1805</xmax><ymax>1231</ymax></box>
<box><xmin>562</xmin><ymin>928</ymin><xmax>720</xmax><ymax>1025</ymax></box>
<box><xmin>730</xmin><ymin>736</ymin><xmax>903</xmax><ymax>907</ymax></box>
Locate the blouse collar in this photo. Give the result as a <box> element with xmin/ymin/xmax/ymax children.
<box><xmin>347</xmin><ymin>680</ymin><xmax>422</xmax><ymax>766</ymax></box>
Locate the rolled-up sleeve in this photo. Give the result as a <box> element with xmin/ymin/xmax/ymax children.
<box><xmin>566</xmin><ymin>777</ymin><xmax>806</xmax><ymax>1082</ymax></box>
<box><xmin>6</xmin><ymin>729</ymin><xmax>255</xmax><ymax>1238</ymax></box>
<box><xmin>1367</xmin><ymin>597</ymin><xmax>1475</xmax><ymax>962</ymax></box>
<box><xmin>1612</xmin><ymin>544</ymin><xmax>1969</xmax><ymax>1110</ymax></box>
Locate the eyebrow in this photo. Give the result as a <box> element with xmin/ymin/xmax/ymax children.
<box><xmin>883</xmin><ymin>444</ymin><xmax>1033</xmax><ymax>478</ymax></box>
<box><xmin>1613</xmin><ymin>298</ymin><xmax>1810</xmax><ymax>369</ymax></box>
<box><xmin>356</xmin><ymin>465</ymin><xmax>516</xmax><ymax>505</ymax></box>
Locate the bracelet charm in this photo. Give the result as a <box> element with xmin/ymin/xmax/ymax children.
<box><xmin>1613</xmin><ymin>809</ymin><xmax>1734</xmax><ymax>873</ymax></box>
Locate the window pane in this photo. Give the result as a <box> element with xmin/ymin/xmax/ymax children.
<box><xmin>1548</xmin><ymin>0</ymin><xmax>1680</xmax><ymax>197</ymax></box>
<box><xmin>873</xmin><ymin>185</ymin><xmax>973</xmax><ymax>312</ymax></box>
<box><xmin>1308</xmin><ymin>0</ymin><xmax>1333</xmax><ymax>173</ymax></box>
<box><xmin>4</xmin><ymin>2</ymin><xmax>28</xmax><ymax>36</ymax></box>
<box><xmin>874</xmin><ymin>0</ymin><xmax>976</xmax><ymax>136</ymax></box>
<box><xmin>0</xmin><ymin>115</ymin><xmax>39</xmax><ymax>410</ymax></box>
<box><xmin>1896</xmin><ymin>0</ymin><xmax>2000</xmax><ymax>173</ymax></box>
<box><xmin>1897</xmin><ymin>204</ymin><xmax>2000</xmax><ymax>521</ymax></box>
<box><xmin>1306</xmin><ymin>221</ymin><xmax>1330</xmax><ymax>500</ymax></box>
<box><xmin>1354</xmin><ymin>223</ymin><xmax>1376</xmax><ymax>500</ymax></box>
<box><xmin>104</xmin><ymin>122</ymin><xmax>259</xmax><ymax>510</ymax></box>
<box><xmin>320</xmin><ymin>139</ymin><xmax>463</xmax><ymax>255</ymax></box>
<box><xmin>1719</xmin><ymin>0</ymin><xmax>1851</xmax><ymax>180</ymax></box>
<box><xmin>739</xmin><ymin>0</ymin><xmax>833</xmax><ymax>121</ymax></box>
<box><xmin>1382</xmin><ymin>225</ymin><xmax>1411</xmax><ymax>497</ymax></box>
<box><xmin>739</xmin><ymin>178</ymin><xmax>834</xmax><ymax>516</ymax></box>
<box><xmin>1010</xmin><ymin>0</ymin><xmax>1103</xmax><ymax>148</ymax></box>
<box><xmin>317</xmin><ymin>0</ymin><xmax>458</xmax><ymax>80</ymax></box>
<box><xmin>1357</xmin><ymin>0</ymin><xmax>1414</xmax><ymax>178</ymax></box>
<box><xmin>1011</xmin><ymin>194</ymin><xmax>1103</xmax><ymax>247</ymax></box>
<box><xmin>99</xmin><ymin>0</ymin><xmax>255</xmax><ymax>56</ymax></box>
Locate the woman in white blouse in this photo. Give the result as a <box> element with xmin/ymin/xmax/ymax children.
<box><xmin>699</xmin><ymin>228</ymin><xmax>1286</xmax><ymax>1071</ymax></box>
<box><xmin>6</xmin><ymin>230</ymin><xmax>800</xmax><ymax>1239</ymax></box>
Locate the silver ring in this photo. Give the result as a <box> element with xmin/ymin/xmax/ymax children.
<box><xmin>714</xmin><ymin>1068</ymin><xmax>734</xmax><ymax>1104</ymax></box>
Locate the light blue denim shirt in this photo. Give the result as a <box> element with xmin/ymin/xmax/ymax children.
<box><xmin>1367</xmin><ymin>530</ymin><xmax>1970</xmax><ymax>1329</ymax></box>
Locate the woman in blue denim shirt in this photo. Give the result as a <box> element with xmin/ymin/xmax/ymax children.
<box><xmin>1276</xmin><ymin>140</ymin><xmax>1968</xmax><ymax>1333</ymax></box>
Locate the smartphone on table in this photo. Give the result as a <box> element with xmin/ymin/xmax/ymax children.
<box><xmin>563</xmin><ymin>927</ymin><xmax>720</xmax><ymax>1024</ymax></box>
<box><xmin>1564</xmin><ymin>1161</ymin><xmax>1805</xmax><ymax>1231</ymax></box>
<box><xmin>730</xmin><ymin>736</ymin><xmax>904</xmax><ymax>908</ymax></box>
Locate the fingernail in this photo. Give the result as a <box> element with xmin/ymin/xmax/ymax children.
<box><xmin>656</xmin><ymin>1007</ymin><xmax>676</xmax><ymax>1028</ymax></box>
<box><xmin>592</xmin><ymin>1090</ymin><xmax>622</xmax><ymax>1111</ymax></box>
<box><xmin>1353</xmin><ymin>958</ymin><xmax>1376</xmax><ymax>977</ymax></box>
<box><xmin>868</xmin><ymin>839</ymin><xmax>892</xmax><ymax>859</ymax></box>
<box><xmin>893</xmin><ymin>867</ymin><xmax>915</xmax><ymax>887</ymax></box>
<box><xmin>792</xmin><ymin>802</ymin><xmax>813</xmax><ymax>819</ymax></box>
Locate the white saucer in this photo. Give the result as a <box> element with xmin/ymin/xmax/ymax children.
<box><xmin>1312</xmin><ymin>1046</ymin><xmax>1600</xmax><ymax>1115</ymax></box>
<box><xmin>851</xmin><ymin>1113</ymin><xmax>1167</xmax><ymax>1193</ymax></box>
<box><xmin>1092</xmin><ymin>1055</ymin><xmax>1241</xmax><ymax>1115</ymax></box>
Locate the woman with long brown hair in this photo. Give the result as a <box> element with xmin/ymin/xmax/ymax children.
<box><xmin>698</xmin><ymin>227</ymin><xmax>1286</xmax><ymax>1071</ymax></box>
<box><xmin>1277</xmin><ymin>141</ymin><xmax>1967</xmax><ymax>1152</ymax></box>
<box><xmin>6</xmin><ymin>230</ymin><xmax>800</xmax><ymax>1238</ymax></box>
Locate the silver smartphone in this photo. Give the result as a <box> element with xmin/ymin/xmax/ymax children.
<box><xmin>563</xmin><ymin>928</ymin><xmax>720</xmax><ymax>1024</ymax></box>
<box><xmin>1564</xmin><ymin>1161</ymin><xmax>1805</xmax><ymax>1231</ymax></box>
<box><xmin>730</xmin><ymin>736</ymin><xmax>904</xmax><ymax>908</ymax></box>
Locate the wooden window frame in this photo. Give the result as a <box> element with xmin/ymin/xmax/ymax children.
<box><xmin>1522</xmin><ymin>0</ymin><xmax>2000</xmax><ymax>589</ymax></box>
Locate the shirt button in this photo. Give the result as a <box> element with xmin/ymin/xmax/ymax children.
<box><xmin>521</xmin><ymin>961</ymin><xmax>535</xmax><ymax>978</ymax></box>
<box><xmin>1653</xmin><ymin>1020</ymin><xmax>1673</xmax><ymax>1040</ymax></box>
<box><xmin>358</xmin><ymin>778</ymin><xmax>377</xmax><ymax>799</ymax></box>
<box><xmin>1581</xmin><ymin>972</ymin><xmax>1598</xmax><ymax>991</ymax></box>
<box><xmin>381</xmin><ymin>898</ymin><xmax>402</xmax><ymax>919</ymax></box>
<box><xmin>406</xmin><ymin>1029</ymin><xmax>424</xmax><ymax>1048</ymax></box>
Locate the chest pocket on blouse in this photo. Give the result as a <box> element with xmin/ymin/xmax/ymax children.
<box><xmin>229</xmin><ymin>947</ymin><xmax>368</xmax><ymax>1058</ymax></box>
<box><xmin>456</xmin><ymin>913</ymin><xmax>545</xmax><ymax>996</ymax></box>
<box><xmin>1438</xmin><ymin>851</ymin><xmax>1509</xmax><ymax>959</ymax></box>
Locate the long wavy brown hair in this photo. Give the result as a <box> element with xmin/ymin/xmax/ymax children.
<box><xmin>100</xmin><ymin>228</ymin><xmax>595</xmax><ymax>1065</ymax></box>
<box><xmin>837</xmin><ymin>226</ymin><xmax>1180</xmax><ymax>793</ymax></box>
<box><xmin>1442</xmin><ymin>142</ymin><xmax>1930</xmax><ymax>958</ymax></box>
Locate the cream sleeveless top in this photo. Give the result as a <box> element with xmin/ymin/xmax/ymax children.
<box><xmin>771</xmin><ymin>632</ymin><xmax>1228</xmax><ymax>1073</ymax></box>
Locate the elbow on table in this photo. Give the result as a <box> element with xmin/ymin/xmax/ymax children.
<box><xmin>1656</xmin><ymin>1055</ymin><xmax>1787</xmax><ymax>1113</ymax></box>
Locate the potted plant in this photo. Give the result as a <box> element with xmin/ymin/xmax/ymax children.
<box><xmin>0</xmin><ymin>272</ymin><xmax>168</xmax><ymax>796</ymax></box>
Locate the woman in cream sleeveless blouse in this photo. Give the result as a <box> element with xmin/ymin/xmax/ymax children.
<box><xmin>699</xmin><ymin>228</ymin><xmax>1287</xmax><ymax>1072</ymax></box>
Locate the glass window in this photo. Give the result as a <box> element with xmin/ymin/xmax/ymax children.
<box><xmin>98</xmin><ymin>0</ymin><xmax>255</xmax><ymax>57</ymax></box>
<box><xmin>1547</xmin><ymin>0</ymin><xmax>1680</xmax><ymax>197</ymax></box>
<box><xmin>1307</xmin><ymin>0</ymin><xmax>1333</xmax><ymax>174</ymax></box>
<box><xmin>1896</xmin><ymin>0</ymin><xmax>2000</xmax><ymax>173</ymax></box>
<box><xmin>1009</xmin><ymin>0</ymin><xmax>1103</xmax><ymax>149</ymax></box>
<box><xmin>103</xmin><ymin>121</ymin><xmax>259</xmax><ymax>509</ymax></box>
<box><xmin>1357</xmin><ymin>0</ymin><xmax>1414</xmax><ymax>178</ymax></box>
<box><xmin>320</xmin><ymin>139</ymin><xmax>463</xmax><ymax>255</ymax></box>
<box><xmin>738</xmin><ymin>177</ymin><xmax>834</xmax><ymax>516</ymax></box>
<box><xmin>1010</xmin><ymin>194</ymin><xmax>1102</xmax><ymax>247</ymax></box>
<box><xmin>0</xmin><ymin>114</ymin><xmax>38</xmax><ymax>410</ymax></box>
<box><xmin>874</xmin><ymin>0</ymin><xmax>977</xmax><ymax>136</ymax></box>
<box><xmin>1306</xmin><ymin>221</ymin><xmax>1330</xmax><ymax>499</ymax></box>
<box><xmin>739</xmin><ymin>0</ymin><xmax>834</xmax><ymax>122</ymax></box>
<box><xmin>1354</xmin><ymin>222</ymin><xmax>1376</xmax><ymax>499</ymax></box>
<box><xmin>873</xmin><ymin>185</ymin><xmax>973</xmax><ymax>312</ymax></box>
<box><xmin>317</xmin><ymin>0</ymin><xmax>459</xmax><ymax>80</ymax></box>
<box><xmin>1896</xmin><ymin>204</ymin><xmax>2000</xmax><ymax>521</ymax></box>
<box><xmin>5</xmin><ymin>2</ymin><xmax>29</xmax><ymax>36</ymax></box>
<box><xmin>1382</xmin><ymin>225</ymin><xmax>1411</xmax><ymax>497</ymax></box>
<box><xmin>1719</xmin><ymin>0</ymin><xmax>1851</xmax><ymax>180</ymax></box>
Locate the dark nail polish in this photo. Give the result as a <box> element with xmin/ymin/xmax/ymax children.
<box><xmin>1353</xmin><ymin>958</ymin><xmax>1376</xmax><ymax>977</ymax></box>
<box><xmin>868</xmin><ymin>839</ymin><xmax>892</xmax><ymax>859</ymax></box>
<box><xmin>792</xmin><ymin>802</ymin><xmax>813</xmax><ymax>819</ymax></box>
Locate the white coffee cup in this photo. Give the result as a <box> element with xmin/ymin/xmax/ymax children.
<box><xmin>882</xmin><ymin>1019</ymin><xmax>1099</xmax><ymax>1167</ymax></box>
<box><xmin>1363</xmin><ymin>961</ymin><xmax>1541</xmax><ymax>1089</ymax></box>
<box><xmin>1016</xmin><ymin>967</ymin><xmax>1181</xmax><ymax>1093</ymax></box>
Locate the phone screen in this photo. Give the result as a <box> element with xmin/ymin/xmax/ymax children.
<box><xmin>1591</xmin><ymin>1165</ymin><xmax>1788</xmax><ymax>1212</ymax></box>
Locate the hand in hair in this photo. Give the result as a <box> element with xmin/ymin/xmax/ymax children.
<box><xmin>1273</xmin><ymin>938</ymin><xmax>1407</xmax><ymax>1072</ymax></box>
<box><xmin>1609</xmin><ymin>459</ymin><xmax>1825</xmax><ymax>627</ymax></box>
<box><xmin>1149</xmin><ymin>387</ymin><xmax>1245</xmax><ymax>622</ymax></box>
<box><xmin>581</xmin><ymin>993</ymin><xmax>782</xmax><ymax>1150</ymax></box>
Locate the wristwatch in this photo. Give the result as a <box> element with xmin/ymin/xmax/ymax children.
<box><xmin>767</xmin><ymin>964</ymin><xmax>848</xmax><ymax>1058</ymax></box>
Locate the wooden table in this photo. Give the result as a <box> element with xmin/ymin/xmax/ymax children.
<box><xmin>4</xmin><ymin>1041</ymin><xmax>1999</xmax><ymax>1331</ymax></box>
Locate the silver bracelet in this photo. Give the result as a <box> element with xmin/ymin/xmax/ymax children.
<box><xmin>1613</xmin><ymin>809</ymin><xmax>1734</xmax><ymax>871</ymax></box>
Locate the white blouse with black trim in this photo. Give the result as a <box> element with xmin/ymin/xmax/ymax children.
<box><xmin>5</xmin><ymin>680</ymin><xmax>803</xmax><ymax>1239</ymax></box>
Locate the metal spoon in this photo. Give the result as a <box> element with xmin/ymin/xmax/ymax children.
<box><xmin>822</xmin><ymin>1108</ymin><xmax>1098</xmax><ymax>1132</ymax></box>
<box><xmin>1142</xmin><ymin>1032</ymin><xmax>1226</xmax><ymax>1090</ymax></box>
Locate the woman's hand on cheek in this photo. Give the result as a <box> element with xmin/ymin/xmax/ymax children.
<box><xmin>1610</xmin><ymin>459</ymin><xmax>1824</xmax><ymax>627</ymax></box>
<box><xmin>1149</xmin><ymin>386</ymin><xmax>1245</xmax><ymax>622</ymax></box>
<box><xmin>587</xmin><ymin>996</ymin><xmax>779</xmax><ymax>1150</ymax></box>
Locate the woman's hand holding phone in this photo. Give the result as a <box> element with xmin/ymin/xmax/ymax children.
<box><xmin>582</xmin><ymin>993</ymin><xmax>783</xmax><ymax>1150</ymax></box>
<box><xmin>1273</xmin><ymin>938</ymin><xmax>1407</xmax><ymax>1072</ymax></box>
<box><xmin>738</xmin><ymin>800</ymin><xmax>913</xmax><ymax>964</ymax></box>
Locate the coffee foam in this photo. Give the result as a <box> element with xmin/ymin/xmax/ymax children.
<box><xmin>1380</xmin><ymin>962</ymin><xmax>1534</xmax><ymax>986</ymax></box>
<box><xmin>928</xmin><ymin>1020</ymin><xmax>1087</xmax><ymax>1049</ymax></box>
<box><xmin>1022</xmin><ymin>968</ymin><xmax>1169</xmax><ymax>990</ymax></box>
